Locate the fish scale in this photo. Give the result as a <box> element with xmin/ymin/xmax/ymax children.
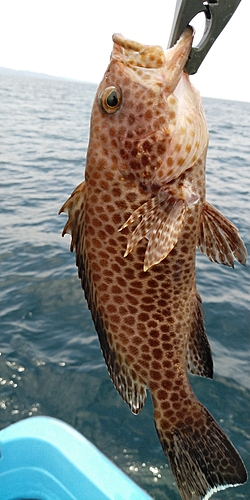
<box><xmin>60</xmin><ymin>27</ymin><xmax>247</xmax><ymax>500</ymax></box>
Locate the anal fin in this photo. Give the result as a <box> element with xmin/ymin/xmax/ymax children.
<box><xmin>187</xmin><ymin>291</ymin><xmax>213</xmax><ymax>379</ymax></box>
<box><xmin>198</xmin><ymin>201</ymin><xmax>247</xmax><ymax>267</ymax></box>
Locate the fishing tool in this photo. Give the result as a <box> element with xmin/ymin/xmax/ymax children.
<box><xmin>168</xmin><ymin>0</ymin><xmax>242</xmax><ymax>74</ymax></box>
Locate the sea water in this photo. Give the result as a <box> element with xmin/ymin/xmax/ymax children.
<box><xmin>0</xmin><ymin>69</ymin><xmax>249</xmax><ymax>499</ymax></box>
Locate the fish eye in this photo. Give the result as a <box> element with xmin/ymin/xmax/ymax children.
<box><xmin>99</xmin><ymin>86</ymin><xmax>122</xmax><ymax>114</ymax></box>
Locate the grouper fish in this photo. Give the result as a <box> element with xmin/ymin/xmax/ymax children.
<box><xmin>59</xmin><ymin>27</ymin><xmax>247</xmax><ymax>500</ymax></box>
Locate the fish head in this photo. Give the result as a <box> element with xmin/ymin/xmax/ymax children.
<box><xmin>90</xmin><ymin>27</ymin><xmax>208</xmax><ymax>188</ymax></box>
<box><xmin>111</xmin><ymin>26</ymin><xmax>192</xmax><ymax>94</ymax></box>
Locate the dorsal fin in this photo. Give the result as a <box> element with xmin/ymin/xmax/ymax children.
<box><xmin>120</xmin><ymin>180</ymin><xmax>199</xmax><ymax>271</ymax></box>
<box><xmin>96</xmin><ymin>312</ymin><xmax>147</xmax><ymax>415</ymax></box>
<box><xmin>187</xmin><ymin>291</ymin><xmax>213</xmax><ymax>379</ymax></box>
<box><xmin>59</xmin><ymin>182</ymin><xmax>147</xmax><ymax>414</ymax></box>
<box><xmin>59</xmin><ymin>181</ymin><xmax>86</xmax><ymax>250</ymax></box>
<box><xmin>59</xmin><ymin>181</ymin><xmax>87</xmax><ymax>287</ymax></box>
<box><xmin>198</xmin><ymin>201</ymin><xmax>247</xmax><ymax>267</ymax></box>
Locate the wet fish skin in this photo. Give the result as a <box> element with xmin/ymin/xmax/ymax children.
<box><xmin>60</xmin><ymin>28</ymin><xmax>247</xmax><ymax>500</ymax></box>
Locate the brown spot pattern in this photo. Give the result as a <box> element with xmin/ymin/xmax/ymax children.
<box><xmin>60</xmin><ymin>29</ymin><xmax>247</xmax><ymax>500</ymax></box>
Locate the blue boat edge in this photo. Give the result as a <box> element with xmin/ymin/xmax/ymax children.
<box><xmin>0</xmin><ymin>416</ymin><xmax>153</xmax><ymax>500</ymax></box>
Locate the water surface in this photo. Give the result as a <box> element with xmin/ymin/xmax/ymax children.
<box><xmin>0</xmin><ymin>70</ymin><xmax>249</xmax><ymax>499</ymax></box>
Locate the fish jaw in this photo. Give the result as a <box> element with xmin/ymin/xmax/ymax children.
<box><xmin>112</xmin><ymin>26</ymin><xmax>193</xmax><ymax>94</ymax></box>
<box><xmin>93</xmin><ymin>27</ymin><xmax>208</xmax><ymax>189</ymax></box>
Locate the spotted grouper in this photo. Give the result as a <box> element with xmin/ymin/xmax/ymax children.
<box><xmin>59</xmin><ymin>27</ymin><xmax>247</xmax><ymax>500</ymax></box>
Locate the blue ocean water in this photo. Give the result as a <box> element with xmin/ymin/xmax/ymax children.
<box><xmin>0</xmin><ymin>69</ymin><xmax>249</xmax><ymax>500</ymax></box>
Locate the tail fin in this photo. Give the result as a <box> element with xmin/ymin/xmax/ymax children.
<box><xmin>155</xmin><ymin>402</ymin><xmax>247</xmax><ymax>500</ymax></box>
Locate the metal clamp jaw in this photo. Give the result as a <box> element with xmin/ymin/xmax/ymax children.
<box><xmin>168</xmin><ymin>0</ymin><xmax>242</xmax><ymax>74</ymax></box>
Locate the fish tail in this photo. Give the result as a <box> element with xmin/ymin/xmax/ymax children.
<box><xmin>154</xmin><ymin>401</ymin><xmax>247</xmax><ymax>500</ymax></box>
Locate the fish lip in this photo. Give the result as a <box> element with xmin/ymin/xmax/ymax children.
<box><xmin>112</xmin><ymin>26</ymin><xmax>193</xmax><ymax>71</ymax></box>
<box><xmin>112</xmin><ymin>27</ymin><xmax>193</xmax><ymax>99</ymax></box>
<box><xmin>163</xmin><ymin>26</ymin><xmax>194</xmax><ymax>83</ymax></box>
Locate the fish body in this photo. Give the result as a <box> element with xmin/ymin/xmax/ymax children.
<box><xmin>60</xmin><ymin>28</ymin><xmax>247</xmax><ymax>500</ymax></box>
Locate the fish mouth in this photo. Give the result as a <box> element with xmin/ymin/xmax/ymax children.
<box><xmin>112</xmin><ymin>27</ymin><xmax>194</xmax><ymax>94</ymax></box>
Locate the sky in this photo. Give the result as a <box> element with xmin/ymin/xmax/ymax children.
<box><xmin>0</xmin><ymin>0</ymin><xmax>249</xmax><ymax>102</ymax></box>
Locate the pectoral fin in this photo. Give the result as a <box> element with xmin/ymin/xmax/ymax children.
<box><xmin>198</xmin><ymin>201</ymin><xmax>247</xmax><ymax>267</ymax></box>
<box><xmin>120</xmin><ymin>181</ymin><xmax>199</xmax><ymax>271</ymax></box>
<box><xmin>187</xmin><ymin>291</ymin><xmax>213</xmax><ymax>379</ymax></box>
